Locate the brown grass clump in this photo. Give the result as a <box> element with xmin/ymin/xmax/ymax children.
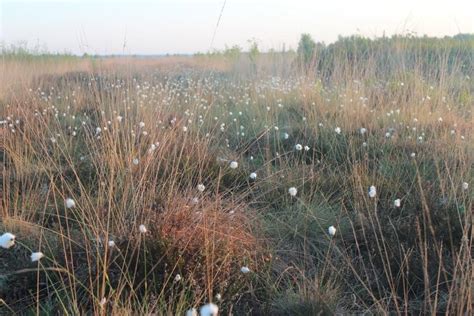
<box><xmin>156</xmin><ymin>195</ymin><xmax>261</xmax><ymax>283</ymax></box>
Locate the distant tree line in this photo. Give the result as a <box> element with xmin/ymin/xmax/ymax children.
<box><xmin>193</xmin><ymin>33</ymin><xmax>473</xmax><ymax>78</ymax></box>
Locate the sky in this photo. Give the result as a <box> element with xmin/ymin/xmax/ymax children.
<box><xmin>1</xmin><ymin>0</ymin><xmax>473</xmax><ymax>55</ymax></box>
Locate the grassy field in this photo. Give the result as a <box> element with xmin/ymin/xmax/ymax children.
<box><xmin>1</xmin><ymin>35</ymin><xmax>472</xmax><ymax>315</ymax></box>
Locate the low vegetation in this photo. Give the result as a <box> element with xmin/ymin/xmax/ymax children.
<box><xmin>1</xmin><ymin>34</ymin><xmax>472</xmax><ymax>315</ymax></box>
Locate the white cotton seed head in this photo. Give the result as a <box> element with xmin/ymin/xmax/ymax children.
<box><xmin>240</xmin><ymin>266</ymin><xmax>250</xmax><ymax>273</ymax></box>
<box><xmin>199</xmin><ymin>303</ymin><xmax>219</xmax><ymax>316</ymax></box>
<box><xmin>368</xmin><ymin>186</ymin><xmax>377</xmax><ymax>198</ymax></box>
<box><xmin>295</xmin><ymin>144</ymin><xmax>302</xmax><ymax>151</ymax></box>
<box><xmin>0</xmin><ymin>233</ymin><xmax>16</xmax><ymax>249</ymax></box>
<box><xmin>65</xmin><ymin>198</ymin><xmax>76</xmax><ymax>208</ymax></box>
<box><xmin>462</xmin><ymin>182</ymin><xmax>469</xmax><ymax>190</ymax></box>
<box><xmin>197</xmin><ymin>184</ymin><xmax>206</xmax><ymax>192</ymax></box>
<box><xmin>249</xmin><ymin>172</ymin><xmax>257</xmax><ymax>180</ymax></box>
<box><xmin>288</xmin><ymin>187</ymin><xmax>297</xmax><ymax>197</ymax></box>
<box><xmin>335</xmin><ymin>127</ymin><xmax>341</xmax><ymax>134</ymax></box>
<box><xmin>328</xmin><ymin>226</ymin><xmax>336</xmax><ymax>236</ymax></box>
<box><xmin>139</xmin><ymin>224</ymin><xmax>147</xmax><ymax>234</ymax></box>
<box><xmin>394</xmin><ymin>199</ymin><xmax>401</xmax><ymax>207</ymax></box>
<box><xmin>31</xmin><ymin>252</ymin><xmax>44</xmax><ymax>262</ymax></box>
<box><xmin>108</xmin><ymin>240</ymin><xmax>116</xmax><ymax>248</ymax></box>
<box><xmin>99</xmin><ymin>297</ymin><xmax>107</xmax><ymax>306</ymax></box>
<box><xmin>229</xmin><ymin>161</ymin><xmax>238</xmax><ymax>169</ymax></box>
<box><xmin>174</xmin><ymin>274</ymin><xmax>182</xmax><ymax>282</ymax></box>
<box><xmin>185</xmin><ymin>308</ymin><xmax>198</xmax><ymax>316</ymax></box>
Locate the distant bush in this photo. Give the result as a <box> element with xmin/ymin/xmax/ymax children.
<box><xmin>0</xmin><ymin>42</ymin><xmax>77</xmax><ymax>61</ymax></box>
<box><xmin>297</xmin><ymin>33</ymin><xmax>317</xmax><ymax>67</ymax></box>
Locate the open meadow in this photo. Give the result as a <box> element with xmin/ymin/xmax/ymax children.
<box><xmin>1</xmin><ymin>35</ymin><xmax>473</xmax><ymax>315</ymax></box>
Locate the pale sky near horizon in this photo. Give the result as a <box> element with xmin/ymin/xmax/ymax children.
<box><xmin>1</xmin><ymin>0</ymin><xmax>473</xmax><ymax>55</ymax></box>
